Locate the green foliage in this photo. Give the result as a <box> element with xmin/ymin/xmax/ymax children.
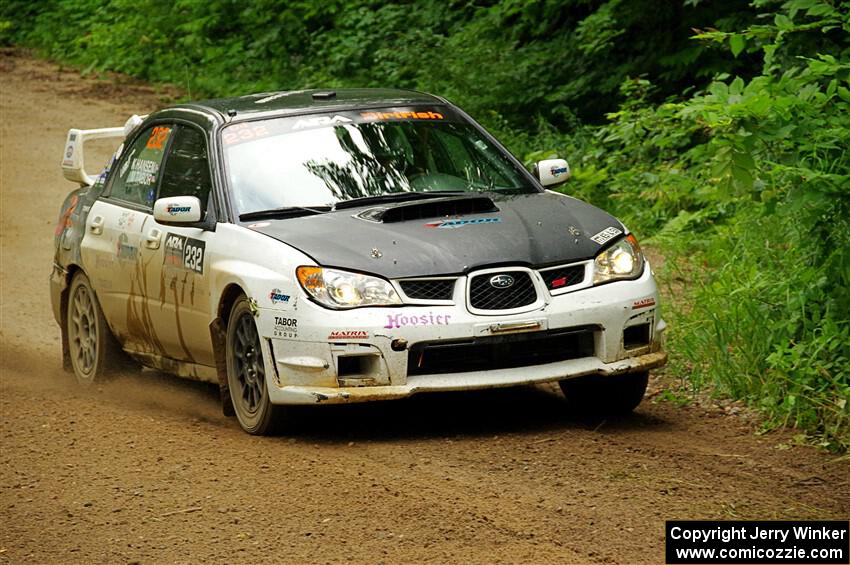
<box><xmin>3</xmin><ymin>0</ymin><xmax>759</xmax><ymax>126</ymax></box>
<box><xmin>559</xmin><ymin>0</ymin><xmax>850</xmax><ymax>449</ymax></box>
<box><xmin>3</xmin><ymin>0</ymin><xmax>849</xmax><ymax>448</ymax></box>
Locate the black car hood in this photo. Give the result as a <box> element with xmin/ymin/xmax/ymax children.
<box><xmin>248</xmin><ymin>192</ymin><xmax>624</xmax><ymax>278</ymax></box>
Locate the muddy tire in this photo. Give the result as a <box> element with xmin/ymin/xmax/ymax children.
<box><xmin>66</xmin><ymin>272</ymin><xmax>127</xmax><ymax>385</ymax></box>
<box><xmin>225</xmin><ymin>297</ymin><xmax>283</xmax><ymax>435</ymax></box>
<box><xmin>559</xmin><ymin>371</ymin><xmax>649</xmax><ymax>416</ymax></box>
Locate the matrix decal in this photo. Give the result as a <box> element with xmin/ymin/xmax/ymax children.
<box><xmin>328</xmin><ymin>330</ymin><xmax>369</xmax><ymax>340</ymax></box>
<box><xmin>590</xmin><ymin>227</ymin><xmax>623</xmax><ymax>245</ymax></box>
<box><xmin>163</xmin><ymin>233</ymin><xmax>206</xmax><ymax>274</ymax></box>
<box><xmin>633</xmin><ymin>297</ymin><xmax>656</xmax><ymax>310</ymax></box>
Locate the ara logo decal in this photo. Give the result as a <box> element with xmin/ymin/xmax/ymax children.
<box><xmin>424</xmin><ymin>217</ymin><xmax>501</xmax><ymax>229</ymax></box>
<box><xmin>163</xmin><ymin>233</ymin><xmax>205</xmax><ymax>274</ymax></box>
<box><xmin>550</xmin><ymin>165</ymin><xmax>568</xmax><ymax>176</ymax></box>
<box><xmin>292</xmin><ymin>115</ymin><xmax>352</xmax><ymax>130</ymax></box>
<box><xmin>590</xmin><ymin>227</ymin><xmax>623</xmax><ymax>245</ymax></box>
<box><xmin>269</xmin><ymin>289</ymin><xmax>290</xmax><ymax>304</ymax></box>
<box><xmin>166</xmin><ymin>204</ymin><xmax>192</xmax><ymax>215</ymax></box>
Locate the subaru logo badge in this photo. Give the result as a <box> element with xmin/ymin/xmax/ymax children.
<box><xmin>489</xmin><ymin>274</ymin><xmax>515</xmax><ymax>289</ymax></box>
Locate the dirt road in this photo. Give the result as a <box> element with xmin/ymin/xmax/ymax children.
<box><xmin>1</xmin><ymin>51</ymin><xmax>847</xmax><ymax>564</ymax></box>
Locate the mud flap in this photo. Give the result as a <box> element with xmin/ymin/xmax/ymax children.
<box><xmin>58</xmin><ymin>273</ymin><xmax>72</xmax><ymax>372</ymax></box>
<box><xmin>209</xmin><ymin>318</ymin><xmax>235</xmax><ymax>417</ymax></box>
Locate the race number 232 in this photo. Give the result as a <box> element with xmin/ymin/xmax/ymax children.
<box><xmin>183</xmin><ymin>239</ymin><xmax>205</xmax><ymax>274</ymax></box>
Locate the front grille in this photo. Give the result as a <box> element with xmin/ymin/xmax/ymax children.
<box><xmin>469</xmin><ymin>271</ymin><xmax>537</xmax><ymax>310</ymax></box>
<box><xmin>408</xmin><ymin>327</ymin><xmax>596</xmax><ymax>375</ymax></box>
<box><xmin>400</xmin><ymin>279</ymin><xmax>455</xmax><ymax>301</ymax></box>
<box><xmin>539</xmin><ymin>264</ymin><xmax>585</xmax><ymax>291</ymax></box>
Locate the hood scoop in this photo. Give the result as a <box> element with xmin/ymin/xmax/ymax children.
<box><xmin>355</xmin><ymin>195</ymin><xmax>499</xmax><ymax>224</ymax></box>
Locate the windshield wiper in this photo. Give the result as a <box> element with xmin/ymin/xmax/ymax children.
<box><xmin>333</xmin><ymin>191</ymin><xmax>467</xmax><ymax>211</ymax></box>
<box><xmin>239</xmin><ymin>205</ymin><xmax>332</xmax><ymax>221</ymax></box>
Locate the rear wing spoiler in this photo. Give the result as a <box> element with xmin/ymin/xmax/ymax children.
<box><xmin>61</xmin><ymin>114</ymin><xmax>146</xmax><ymax>185</ymax></box>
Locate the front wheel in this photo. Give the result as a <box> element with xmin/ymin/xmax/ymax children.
<box><xmin>225</xmin><ymin>297</ymin><xmax>283</xmax><ymax>435</ymax></box>
<box><xmin>558</xmin><ymin>371</ymin><xmax>649</xmax><ymax>416</ymax></box>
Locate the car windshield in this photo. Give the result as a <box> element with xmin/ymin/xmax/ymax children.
<box><xmin>222</xmin><ymin>107</ymin><xmax>538</xmax><ymax>215</ymax></box>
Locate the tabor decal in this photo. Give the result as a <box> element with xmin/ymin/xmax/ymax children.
<box><xmin>273</xmin><ymin>317</ymin><xmax>297</xmax><ymax>338</ymax></box>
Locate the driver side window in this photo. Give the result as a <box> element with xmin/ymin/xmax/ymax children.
<box><xmin>158</xmin><ymin>124</ymin><xmax>213</xmax><ymax>214</ymax></box>
<box><xmin>108</xmin><ymin>125</ymin><xmax>173</xmax><ymax>207</ymax></box>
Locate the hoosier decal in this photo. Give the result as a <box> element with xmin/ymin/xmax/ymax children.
<box><xmin>163</xmin><ymin>233</ymin><xmax>206</xmax><ymax>274</ymax></box>
<box><xmin>384</xmin><ymin>312</ymin><xmax>451</xmax><ymax>329</ymax></box>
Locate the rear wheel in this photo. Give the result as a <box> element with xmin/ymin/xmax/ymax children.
<box><xmin>66</xmin><ymin>272</ymin><xmax>126</xmax><ymax>385</ymax></box>
<box><xmin>558</xmin><ymin>371</ymin><xmax>649</xmax><ymax>416</ymax></box>
<box><xmin>225</xmin><ymin>297</ymin><xmax>283</xmax><ymax>435</ymax></box>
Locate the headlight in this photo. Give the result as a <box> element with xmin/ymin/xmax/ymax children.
<box><xmin>593</xmin><ymin>234</ymin><xmax>644</xmax><ymax>284</ymax></box>
<box><xmin>296</xmin><ymin>266</ymin><xmax>402</xmax><ymax>309</ymax></box>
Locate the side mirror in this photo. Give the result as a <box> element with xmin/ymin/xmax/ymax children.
<box><xmin>533</xmin><ymin>158</ymin><xmax>571</xmax><ymax>187</ymax></box>
<box><xmin>153</xmin><ymin>196</ymin><xmax>203</xmax><ymax>225</ymax></box>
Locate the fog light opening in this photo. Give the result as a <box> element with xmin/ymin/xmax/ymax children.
<box><xmin>623</xmin><ymin>323</ymin><xmax>651</xmax><ymax>350</ymax></box>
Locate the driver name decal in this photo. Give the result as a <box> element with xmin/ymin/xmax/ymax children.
<box><xmin>163</xmin><ymin>233</ymin><xmax>206</xmax><ymax>274</ymax></box>
<box><xmin>590</xmin><ymin>227</ymin><xmax>623</xmax><ymax>245</ymax></box>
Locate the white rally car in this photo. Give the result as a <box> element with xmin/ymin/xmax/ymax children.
<box><xmin>51</xmin><ymin>89</ymin><xmax>667</xmax><ymax>434</ymax></box>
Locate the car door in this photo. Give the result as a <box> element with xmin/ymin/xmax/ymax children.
<box><xmin>137</xmin><ymin>123</ymin><xmax>217</xmax><ymax>367</ymax></box>
<box><xmin>80</xmin><ymin>123</ymin><xmax>174</xmax><ymax>356</ymax></box>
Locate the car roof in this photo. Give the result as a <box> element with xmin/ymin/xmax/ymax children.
<box><xmin>168</xmin><ymin>88</ymin><xmax>446</xmax><ymax>122</ymax></box>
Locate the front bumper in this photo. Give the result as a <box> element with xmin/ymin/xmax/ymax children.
<box><xmin>269</xmin><ymin>350</ymin><xmax>667</xmax><ymax>404</ymax></box>
<box><xmin>257</xmin><ymin>262</ymin><xmax>668</xmax><ymax>405</ymax></box>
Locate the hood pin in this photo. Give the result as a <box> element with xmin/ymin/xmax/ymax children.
<box><xmin>371</xmin><ymin>248</ymin><xmax>383</xmax><ymax>259</ymax></box>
